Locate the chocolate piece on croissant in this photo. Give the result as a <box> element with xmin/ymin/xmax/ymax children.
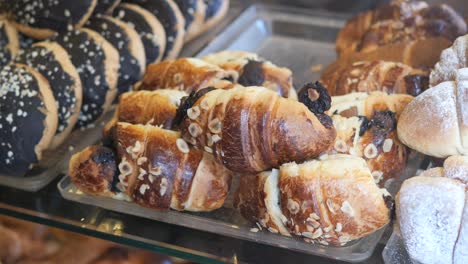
<box><xmin>135</xmin><ymin>58</ymin><xmax>238</xmax><ymax>93</ymax></box>
<box><xmin>69</xmin><ymin>146</ymin><xmax>118</xmax><ymax>197</ymax></box>
<box><xmin>177</xmin><ymin>85</ymin><xmax>336</xmax><ymax>173</ymax></box>
<box><xmin>235</xmin><ymin>154</ymin><xmax>391</xmax><ymax>246</ymax></box>
<box><xmin>201</xmin><ymin>51</ymin><xmax>297</xmax><ymax>99</ymax></box>
<box><xmin>115</xmin><ymin>122</ymin><xmax>232</xmax><ymax>211</ymax></box>
<box><xmin>328</xmin><ymin>113</ymin><xmax>407</xmax><ymax>189</ymax></box>
<box><xmin>398</xmin><ymin>68</ymin><xmax>468</xmax><ymax>158</ymax></box>
<box><xmin>321</xmin><ymin>60</ymin><xmax>429</xmax><ymax>96</ymax></box>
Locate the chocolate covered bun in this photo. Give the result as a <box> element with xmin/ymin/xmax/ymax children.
<box><xmin>55</xmin><ymin>29</ymin><xmax>119</xmax><ymax>128</ymax></box>
<box><xmin>86</xmin><ymin>15</ymin><xmax>145</xmax><ymax>100</ymax></box>
<box><xmin>126</xmin><ymin>0</ymin><xmax>185</xmax><ymax>60</ymax></box>
<box><xmin>0</xmin><ymin>64</ymin><xmax>58</xmax><ymax>177</ymax></box>
<box><xmin>15</xmin><ymin>41</ymin><xmax>83</xmax><ymax>148</ymax></box>
<box><xmin>113</xmin><ymin>3</ymin><xmax>166</xmax><ymax>64</ymax></box>
<box><xmin>8</xmin><ymin>0</ymin><xmax>98</xmax><ymax>39</ymax></box>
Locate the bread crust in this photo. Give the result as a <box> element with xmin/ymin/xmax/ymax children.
<box><xmin>236</xmin><ymin>155</ymin><xmax>390</xmax><ymax>246</ymax></box>
<box><xmin>114</xmin><ymin>122</ymin><xmax>232</xmax><ymax>211</ymax></box>
<box><xmin>180</xmin><ymin>86</ymin><xmax>336</xmax><ymax>173</ymax></box>
<box><xmin>137</xmin><ymin>58</ymin><xmax>238</xmax><ymax>93</ymax></box>
<box><xmin>321</xmin><ymin>60</ymin><xmax>428</xmax><ymax>96</ymax></box>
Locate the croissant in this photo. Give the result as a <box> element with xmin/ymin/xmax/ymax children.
<box><xmin>201</xmin><ymin>51</ymin><xmax>297</xmax><ymax>99</ymax></box>
<box><xmin>321</xmin><ymin>60</ymin><xmax>429</xmax><ymax>96</ymax></box>
<box><xmin>69</xmin><ymin>123</ymin><xmax>232</xmax><ymax>212</ymax></box>
<box><xmin>396</xmin><ymin>155</ymin><xmax>468</xmax><ymax>264</ymax></box>
<box><xmin>234</xmin><ymin>154</ymin><xmax>391</xmax><ymax>246</ymax></box>
<box><xmin>135</xmin><ymin>58</ymin><xmax>238</xmax><ymax>93</ymax></box>
<box><xmin>176</xmin><ymin>83</ymin><xmax>336</xmax><ymax>173</ymax></box>
<box><xmin>337</xmin><ymin>0</ymin><xmax>466</xmax><ymax>56</ymax></box>
<box><xmin>398</xmin><ymin>68</ymin><xmax>468</xmax><ymax>157</ymax></box>
<box><xmin>430</xmin><ymin>34</ymin><xmax>468</xmax><ymax>86</ymax></box>
<box><xmin>327</xmin><ymin>91</ymin><xmax>413</xmax><ymax>119</ymax></box>
<box><xmin>103</xmin><ymin>89</ymin><xmax>187</xmax><ymax>140</ymax></box>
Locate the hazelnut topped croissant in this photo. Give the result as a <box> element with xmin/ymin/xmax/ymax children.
<box><xmin>175</xmin><ymin>82</ymin><xmax>336</xmax><ymax>173</ymax></box>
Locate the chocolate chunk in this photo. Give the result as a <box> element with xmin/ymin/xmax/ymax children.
<box><xmin>404</xmin><ymin>74</ymin><xmax>429</xmax><ymax>96</ymax></box>
<box><xmin>298</xmin><ymin>81</ymin><xmax>332</xmax><ymax>115</ymax></box>
<box><xmin>173</xmin><ymin>87</ymin><xmax>216</xmax><ymax>128</ymax></box>
<box><xmin>238</xmin><ymin>60</ymin><xmax>265</xmax><ymax>87</ymax></box>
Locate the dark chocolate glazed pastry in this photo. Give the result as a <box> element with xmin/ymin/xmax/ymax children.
<box><xmin>203</xmin><ymin>0</ymin><xmax>223</xmax><ymax>21</ymax></box>
<box><xmin>93</xmin><ymin>0</ymin><xmax>121</xmax><ymax>15</ymax></box>
<box><xmin>9</xmin><ymin>0</ymin><xmax>97</xmax><ymax>38</ymax></box>
<box><xmin>113</xmin><ymin>3</ymin><xmax>166</xmax><ymax>64</ymax></box>
<box><xmin>125</xmin><ymin>0</ymin><xmax>184</xmax><ymax>60</ymax></box>
<box><xmin>0</xmin><ymin>64</ymin><xmax>57</xmax><ymax>177</ymax></box>
<box><xmin>86</xmin><ymin>15</ymin><xmax>143</xmax><ymax>98</ymax></box>
<box><xmin>0</xmin><ymin>20</ymin><xmax>18</xmax><ymax>68</ymax></box>
<box><xmin>174</xmin><ymin>0</ymin><xmax>198</xmax><ymax>31</ymax></box>
<box><xmin>55</xmin><ymin>29</ymin><xmax>118</xmax><ymax>128</ymax></box>
<box><xmin>15</xmin><ymin>42</ymin><xmax>82</xmax><ymax>148</ymax></box>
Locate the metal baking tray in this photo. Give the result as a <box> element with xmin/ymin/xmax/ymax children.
<box><xmin>0</xmin><ymin>110</ymin><xmax>114</xmax><ymax>192</ymax></box>
<box><xmin>57</xmin><ymin>4</ymin><xmax>428</xmax><ymax>262</ymax></box>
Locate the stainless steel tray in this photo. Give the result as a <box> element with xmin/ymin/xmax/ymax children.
<box><xmin>197</xmin><ymin>4</ymin><xmax>349</xmax><ymax>87</ymax></box>
<box><xmin>57</xmin><ymin>4</ymin><xmax>427</xmax><ymax>262</ymax></box>
<box><xmin>0</xmin><ymin>110</ymin><xmax>114</xmax><ymax>192</ymax></box>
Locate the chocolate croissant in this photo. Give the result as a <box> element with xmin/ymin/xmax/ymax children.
<box><xmin>201</xmin><ymin>51</ymin><xmax>297</xmax><ymax>99</ymax></box>
<box><xmin>321</xmin><ymin>60</ymin><xmax>429</xmax><ymax>96</ymax></box>
<box><xmin>103</xmin><ymin>89</ymin><xmax>187</xmax><ymax>140</ymax></box>
<box><xmin>70</xmin><ymin>123</ymin><xmax>232</xmax><ymax>212</ymax></box>
<box><xmin>235</xmin><ymin>154</ymin><xmax>391</xmax><ymax>246</ymax></box>
<box><xmin>327</xmin><ymin>114</ymin><xmax>407</xmax><ymax>189</ymax></box>
<box><xmin>337</xmin><ymin>0</ymin><xmax>467</xmax><ymax>56</ymax></box>
<box><xmin>327</xmin><ymin>91</ymin><xmax>413</xmax><ymax>119</ymax></box>
<box><xmin>176</xmin><ymin>83</ymin><xmax>336</xmax><ymax>173</ymax></box>
<box><xmin>135</xmin><ymin>58</ymin><xmax>238</xmax><ymax>93</ymax></box>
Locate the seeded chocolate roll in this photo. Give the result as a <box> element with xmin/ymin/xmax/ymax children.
<box><xmin>15</xmin><ymin>41</ymin><xmax>83</xmax><ymax>148</ymax></box>
<box><xmin>113</xmin><ymin>3</ymin><xmax>166</xmax><ymax>64</ymax></box>
<box><xmin>8</xmin><ymin>0</ymin><xmax>98</xmax><ymax>39</ymax></box>
<box><xmin>86</xmin><ymin>15</ymin><xmax>145</xmax><ymax>99</ymax></box>
<box><xmin>0</xmin><ymin>64</ymin><xmax>58</xmax><ymax>177</ymax></box>
<box><xmin>55</xmin><ymin>29</ymin><xmax>119</xmax><ymax>128</ymax></box>
<box><xmin>202</xmin><ymin>0</ymin><xmax>229</xmax><ymax>32</ymax></box>
<box><xmin>93</xmin><ymin>0</ymin><xmax>121</xmax><ymax>15</ymax></box>
<box><xmin>174</xmin><ymin>0</ymin><xmax>206</xmax><ymax>42</ymax></box>
<box><xmin>125</xmin><ymin>0</ymin><xmax>185</xmax><ymax>60</ymax></box>
<box><xmin>0</xmin><ymin>19</ymin><xmax>19</xmax><ymax>68</ymax></box>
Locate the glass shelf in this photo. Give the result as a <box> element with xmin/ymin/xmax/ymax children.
<box><xmin>0</xmin><ymin>1</ymin><xmax>391</xmax><ymax>263</ymax></box>
<box><xmin>0</xmin><ymin>177</ymin><xmax>386</xmax><ymax>263</ymax></box>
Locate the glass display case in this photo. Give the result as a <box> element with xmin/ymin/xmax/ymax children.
<box><xmin>1</xmin><ymin>0</ymin><xmax>463</xmax><ymax>263</ymax></box>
